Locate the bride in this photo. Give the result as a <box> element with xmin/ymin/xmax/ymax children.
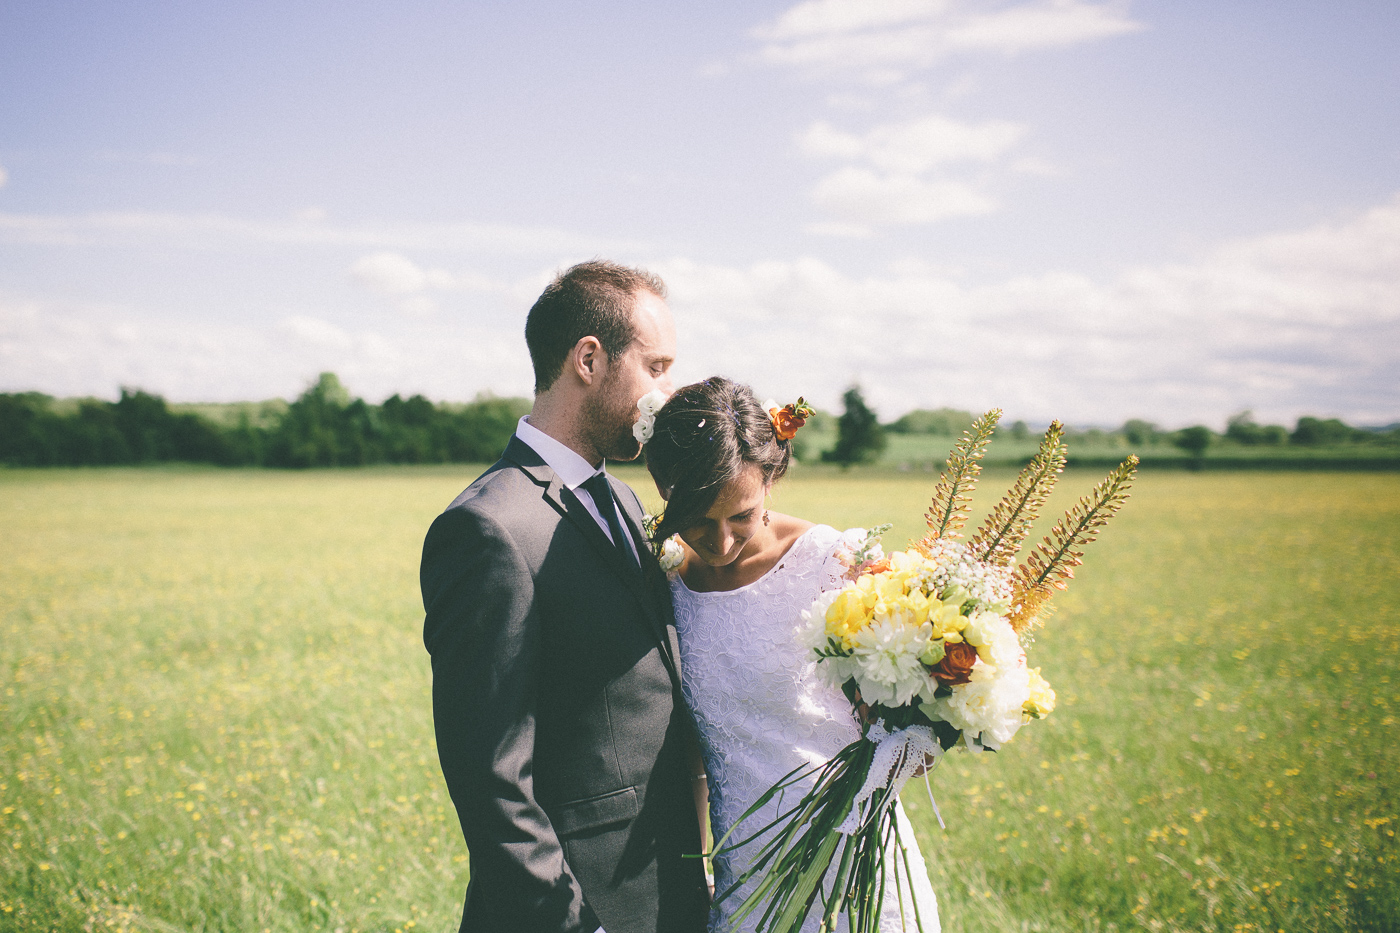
<box><xmin>644</xmin><ymin>377</ymin><xmax>940</xmax><ymax>933</ymax></box>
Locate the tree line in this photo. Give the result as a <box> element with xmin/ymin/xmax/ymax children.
<box><xmin>2</xmin><ymin>376</ymin><xmax>1395</xmax><ymax>469</ymax></box>
<box><xmin>0</xmin><ymin>374</ymin><xmax>529</xmax><ymax>468</ymax></box>
<box><xmin>819</xmin><ymin>390</ymin><xmax>1400</xmax><ymax>466</ymax></box>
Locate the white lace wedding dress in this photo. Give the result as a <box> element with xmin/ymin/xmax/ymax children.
<box><xmin>671</xmin><ymin>524</ymin><xmax>941</xmax><ymax>933</ymax></box>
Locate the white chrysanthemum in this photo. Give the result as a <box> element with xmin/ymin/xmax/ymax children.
<box><xmin>961</xmin><ymin>611</ymin><xmax>1023</xmax><ymax>672</ymax></box>
<box><xmin>632</xmin><ymin>419</ymin><xmax>654</xmax><ymax>443</ymax></box>
<box><xmin>850</xmin><ymin>617</ymin><xmax>935</xmax><ymax>707</ymax></box>
<box><xmin>926</xmin><ymin>662</ymin><xmax>1031</xmax><ymax>746</ymax></box>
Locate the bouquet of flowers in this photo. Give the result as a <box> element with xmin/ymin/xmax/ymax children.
<box><xmin>710</xmin><ymin>410</ymin><xmax>1137</xmax><ymax>933</ymax></box>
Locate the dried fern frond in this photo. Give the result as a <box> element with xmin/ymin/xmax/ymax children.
<box><xmin>915</xmin><ymin>409</ymin><xmax>1002</xmax><ymax>551</ymax></box>
<box><xmin>970</xmin><ymin>421</ymin><xmax>1067</xmax><ymax>567</ymax></box>
<box><xmin>1010</xmin><ymin>455</ymin><xmax>1139</xmax><ymax>631</ymax></box>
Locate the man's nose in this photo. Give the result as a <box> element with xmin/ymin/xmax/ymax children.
<box><xmin>657</xmin><ymin>372</ymin><xmax>675</xmax><ymax>395</ymax></box>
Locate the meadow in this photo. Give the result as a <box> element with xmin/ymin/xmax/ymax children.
<box><xmin>1</xmin><ymin>464</ymin><xmax>1396</xmax><ymax>932</ymax></box>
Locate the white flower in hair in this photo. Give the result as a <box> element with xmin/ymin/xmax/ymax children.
<box><xmin>658</xmin><ymin>535</ymin><xmax>684</xmax><ymax>572</ymax></box>
<box><xmin>633</xmin><ymin>389</ymin><xmax>669</xmax><ymax>444</ymax></box>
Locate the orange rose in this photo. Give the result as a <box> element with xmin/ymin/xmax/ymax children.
<box><xmin>769</xmin><ymin>397</ymin><xmax>815</xmax><ymax>441</ymax></box>
<box><xmin>931</xmin><ymin>641</ymin><xmax>979</xmax><ymax>687</ymax></box>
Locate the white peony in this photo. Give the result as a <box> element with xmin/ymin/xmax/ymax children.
<box><xmin>850</xmin><ymin>617</ymin><xmax>935</xmax><ymax>707</ymax></box>
<box><xmin>924</xmin><ymin>661</ymin><xmax>1031</xmax><ymax>746</ymax></box>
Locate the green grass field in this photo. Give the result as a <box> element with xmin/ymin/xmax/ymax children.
<box><xmin>2</xmin><ymin>465</ymin><xmax>1396</xmax><ymax>932</ymax></box>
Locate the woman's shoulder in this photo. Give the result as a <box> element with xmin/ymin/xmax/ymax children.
<box><xmin>803</xmin><ymin>524</ymin><xmax>886</xmax><ymax>589</ymax></box>
<box><xmin>796</xmin><ymin>523</ymin><xmax>873</xmax><ymax>556</ymax></box>
<box><xmin>776</xmin><ymin>522</ymin><xmax>869</xmax><ymax>579</ymax></box>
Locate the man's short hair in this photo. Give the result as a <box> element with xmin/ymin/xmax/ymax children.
<box><xmin>525</xmin><ymin>260</ymin><xmax>667</xmax><ymax>393</ymax></box>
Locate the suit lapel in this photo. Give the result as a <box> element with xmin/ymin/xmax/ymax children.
<box><xmin>504</xmin><ymin>437</ymin><xmax>680</xmax><ymax>684</ymax></box>
<box><xmin>613</xmin><ymin>482</ymin><xmax>683</xmax><ymax>674</ymax></box>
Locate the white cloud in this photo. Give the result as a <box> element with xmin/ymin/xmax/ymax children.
<box><xmin>811</xmin><ymin>168</ymin><xmax>997</xmax><ymax>225</ymax></box>
<box><xmin>350</xmin><ymin>252</ymin><xmax>434</xmax><ymax>295</ymax></box>
<box><xmin>800</xmin><ymin>115</ymin><xmax>1025</xmax><ymax>173</ymax></box>
<box><xmin>0</xmin><ymin>299</ymin><xmax>533</xmax><ymax>403</ymax></box>
<box><xmin>797</xmin><ymin>109</ymin><xmax>1030</xmax><ymax>230</ymax></box>
<box><xmin>6</xmin><ymin>195</ymin><xmax>1395</xmax><ymax>427</ymax></box>
<box><xmin>757</xmin><ymin>0</ymin><xmax>942</xmax><ymax>42</ymax></box>
<box><xmin>805</xmin><ymin>220</ymin><xmax>876</xmax><ymax>238</ymax></box>
<box><xmin>278</xmin><ymin>315</ymin><xmax>354</xmax><ymax>349</ymax></box>
<box><xmin>766</xmin><ymin>5</ymin><xmax>1137</xmax><ymax>230</ymax></box>
<box><xmin>655</xmin><ymin>194</ymin><xmax>1400</xmax><ymax>427</ymax></box>
<box><xmin>944</xmin><ymin>0</ymin><xmax>1144</xmax><ymax>52</ymax></box>
<box><xmin>754</xmin><ymin>0</ymin><xmax>1144</xmax><ymax>80</ymax></box>
<box><xmin>348</xmin><ymin>252</ymin><xmax>532</xmax><ymax>320</ymax></box>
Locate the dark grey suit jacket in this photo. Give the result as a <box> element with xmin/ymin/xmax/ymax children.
<box><xmin>421</xmin><ymin>436</ymin><xmax>709</xmax><ymax>933</ymax></box>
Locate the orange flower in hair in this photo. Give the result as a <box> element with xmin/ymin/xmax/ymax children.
<box><xmin>766</xmin><ymin>397</ymin><xmax>815</xmax><ymax>441</ymax></box>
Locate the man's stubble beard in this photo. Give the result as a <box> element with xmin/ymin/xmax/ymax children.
<box><xmin>582</xmin><ymin>370</ymin><xmax>643</xmax><ymax>463</ymax></box>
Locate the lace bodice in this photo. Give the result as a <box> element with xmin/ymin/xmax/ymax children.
<box><xmin>672</xmin><ymin>525</ymin><xmax>939</xmax><ymax>933</ymax></box>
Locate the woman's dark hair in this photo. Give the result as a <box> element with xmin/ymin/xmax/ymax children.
<box><xmin>645</xmin><ymin>377</ymin><xmax>793</xmax><ymax>542</ymax></box>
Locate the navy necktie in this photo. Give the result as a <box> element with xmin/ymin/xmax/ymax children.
<box><xmin>581</xmin><ymin>472</ymin><xmax>637</xmax><ymax>568</ymax></box>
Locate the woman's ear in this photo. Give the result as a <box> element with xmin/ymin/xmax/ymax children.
<box><xmin>653</xmin><ymin>475</ymin><xmax>670</xmax><ymax>501</ymax></box>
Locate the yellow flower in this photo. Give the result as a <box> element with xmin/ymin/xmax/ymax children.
<box><xmin>888</xmin><ymin>550</ymin><xmax>918</xmax><ymax>572</ymax></box>
<box><xmin>928</xmin><ymin>599</ymin><xmax>967</xmax><ymax>640</ymax></box>
<box><xmin>825</xmin><ymin>586</ymin><xmax>876</xmax><ymax>648</ymax></box>
<box><xmin>1024</xmin><ymin>667</ymin><xmax>1056</xmax><ymax>719</ymax></box>
<box><xmin>875</xmin><ymin>572</ymin><xmax>906</xmax><ymax>604</ymax></box>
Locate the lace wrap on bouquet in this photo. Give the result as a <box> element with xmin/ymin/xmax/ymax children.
<box><xmin>672</xmin><ymin>525</ymin><xmax>940</xmax><ymax>933</ymax></box>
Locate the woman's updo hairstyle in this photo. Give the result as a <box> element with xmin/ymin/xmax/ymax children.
<box><xmin>645</xmin><ymin>376</ymin><xmax>793</xmax><ymax>543</ymax></box>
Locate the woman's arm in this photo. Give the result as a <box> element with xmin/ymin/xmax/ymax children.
<box><xmin>687</xmin><ymin>737</ymin><xmax>713</xmax><ymax>897</ymax></box>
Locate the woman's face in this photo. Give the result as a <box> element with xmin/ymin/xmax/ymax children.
<box><xmin>681</xmin><ymin>464</ymin><xmax>768</xmax><ymax>568</ymax></box>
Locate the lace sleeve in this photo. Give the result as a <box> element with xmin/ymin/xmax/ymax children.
<box><xmin>821</xmin><ymin>526</ymin><xmax>880</xmax><ymax>590</ymax></box>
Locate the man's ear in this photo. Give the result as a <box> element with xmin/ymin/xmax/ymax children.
<box><xmin>570</xmin><ymin>336</ymin><xmax>605</xmax><ymax>386</ymax></box>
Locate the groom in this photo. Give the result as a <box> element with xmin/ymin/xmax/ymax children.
<box><xmin>421</xmin><ymin>261</ymin><xmax>709</xmax><ymax>933</ymax></box>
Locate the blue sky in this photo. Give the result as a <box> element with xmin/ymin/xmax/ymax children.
<box><xmin>2</xmin><ymin>0</ymin><xmax>1398</xmax><ymax>427</ymax></box>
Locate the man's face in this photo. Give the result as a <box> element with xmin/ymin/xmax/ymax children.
<box><xmin>584</xmin><ymin>289</ymin><xmax>676</xmax><ymax>462</ymax></box>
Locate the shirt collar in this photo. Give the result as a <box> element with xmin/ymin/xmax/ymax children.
<box><xmin>514</xmin><ymin>416</ymin><xmax>605</xmax><ymax>490</ymax></box>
